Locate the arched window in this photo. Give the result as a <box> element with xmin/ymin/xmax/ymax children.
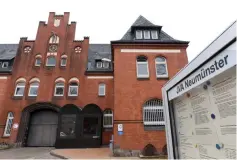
<box><xmin>136</xmin><ymin>56</ymin><xmax>149</xmax><ymax>78</ymax></box>
<box><xmin>143</xmin><ymin>99</ymin><xmax>164</xmax><ymax>125</ymax></box>
<box><xmin>46</xmin><ymin>56</ymin><xmax>56</xmax><ymax>66</ymax></box>
<box><xmin>61</xmin><ymin>55</ymin><xmax>67</xmax><ymax>67</ymax></box>
<box><xmin>103</xmin><ymin>109</ymin><xmax>113</xmax><ymax>128</ymax></box>
<box><xmin>68</xmin><ymin>82</ymin><xmax>78</xmax><ymax>96</ymax></box>
<box><xmin>98</xmin><ymin>83</ymin><xmax>106</xmax><ymax>96</ymax></box>
<box><xmin>28</xmin><ymin>82</ymin><xmax>39</xmax><ymax>96</ymax></box>
<box><xmin>49</xmin><ymin>34</ymin><xmax>59</xmax><ymax>44</ymax></box>
<box><xmin>54</xmin><ymin>82</ymin><xmax>64</xmax><ymax>96</ymax></box>
<box><xmin>3</xmin><ymin>112</ymin><xmax>14</xmax><ymax>137</ymax></box>
<box><xmin>155</xmin><ymin>57</ymin><xmax>168</xmax><ymax>78</ymax></box>
<box><xmin>14</xmin><ymin>80</ymin><xmax>26</xmax><ymax>97</ymax></box>
<box><xmin>35</xmin><ymin>57</ymin><xmax>41</xmax><ymax>66</ymax></box>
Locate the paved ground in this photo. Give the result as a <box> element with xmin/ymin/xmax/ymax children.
<box><xmin>51</xmin><ymin>148</ymin><xmax>112</xmax><ymax>159</ymax></box>
<box><xmin>0</xmin><ymin>147</ymin><xmax>59</xmax><ymax>159</ymax></box>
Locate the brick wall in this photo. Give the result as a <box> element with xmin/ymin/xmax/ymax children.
<box><xmin>112</xmin><ymin>44</ymin><xmax>188</xmax><ymax>154</ymax></box>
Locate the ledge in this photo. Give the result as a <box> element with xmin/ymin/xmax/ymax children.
<box><xmin>137</xmin><ymin>77</ymin><xmax>150</xmax><ymax>81</ymax></box>
<box><xmin>12</xmin><ymin>96</ymin><xmax>23</xmax><ymax>100</ymax></box>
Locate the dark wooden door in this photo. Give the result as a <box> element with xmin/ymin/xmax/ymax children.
<box><xmin>27</xmin><ymin>110</ymin><xmax>58</xmax><ymax>147</ymax></box>
<box><xmin>82</xmin><ymin>115</ymin><xmax>102</xmax><ymax>147</ymax></box>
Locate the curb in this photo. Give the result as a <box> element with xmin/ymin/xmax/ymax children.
<box><xmin>50</xmin><ymin>150</ymin><xmax>68</xmax><ymax>159</ymax></box>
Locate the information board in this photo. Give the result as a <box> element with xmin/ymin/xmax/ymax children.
<box><xmin>173</xmin><ymin>66</ymin><xmax>236</xmax><ymax>159</ymax></box>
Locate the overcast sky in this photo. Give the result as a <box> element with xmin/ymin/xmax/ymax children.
<box><xmin>0</xmin><ymin>0</ymin><xmax>236</xmax><ymax>61</ymax></box>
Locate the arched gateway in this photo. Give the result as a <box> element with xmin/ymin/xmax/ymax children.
<box><xmin>55</xmin><ymin>104</ymin><xmax>102</xmax><ymax>148</ymax></box>
<box><xmin>16</xmin><ymin>102</ymin><xmax>60</xmax><ymax>147</ymax></box>
<box><xmin>16</xmin><ymin>103</ymin><xmax>103</xmax><ymax>148</ymax></box>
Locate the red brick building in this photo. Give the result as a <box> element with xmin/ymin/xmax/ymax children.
<box><xmin>0</xmin><ymin>12</ymin><xmax>188</xmax><ymax>156</ymax></box>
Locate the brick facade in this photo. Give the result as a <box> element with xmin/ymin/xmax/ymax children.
<box><xmin>0</xmin><ymin>12</ymin><xmax>189</xmax><ymax>156</ymax></box>
<box><xmin>112</xmin><ymin>44</ymin><xmax>188</xmax><ymax>155</ymax></box>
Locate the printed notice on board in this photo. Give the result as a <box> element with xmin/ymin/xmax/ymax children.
<box><xmin>173</xmin><ymin>66</ymin><xmax>236</xmax><ymax>159</ymax></box>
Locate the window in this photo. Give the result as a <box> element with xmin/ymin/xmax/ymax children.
<box><xmin>3</xmin><ymin>112</ymin><xmax>14</xmax><ymax>137</ymax></box>
<box><xmin>35</xmin><ymin>58</ymin><xmax>41</xmax><ymax>66</ymax></box>
<box><xmin>136</xmin><ymin>56</ymin><xmax>149</xmax><ymax>78</ymax></box>
<box><xmin>2</xmin><ymin>62</ymin><xmax>9</xmax><ymax>68</ymax></box>
<box><xmin>103</xmin><ymin>109</ymin><xmax>113</xmax><ymax>128</ymax></box>
<box><xmin>144</xmin><ymin>30</ymin><xmax>151</xmax><ymax>39</ymax></box>
<box><xmin>61</xmin><ymin>57</ymin><xmax>67</xmax><ymax>66</ymax></box>
<box><xmin>143</xmin><ymin>99</ymin><xmax>164</xmax><ymax>125</ymax></box>
<box><xmin>75</xmin><ymin>46</ymin><xmax>82</xmax><ymax>53</ymax></box>
<box><xmin>151</xmin><ymin>30</ymin><xmax>158</xmax><ymax>39</ymax></box>
<box><xmin>60</xmin><ymin>114</ymin><xmax>76</xmax><ymax>138</ymax></box>
<box><xmin>14</xmin><ymin>82</ymin><xmax>25</xmax><ymax>96</ymax></box>
<box><xmin>68</xmin><ymin>82</ymin><xmax>78</xmax><ymax>96</ymax></box>
<box><xmin>46</xmin><ymin>56</ymin><xmax>56</xmax><ymax>66</ymax></box>
<box><xmin>28</xmin><ymin>82</ymin><xmax>39</xmax><ymax>96</ymax></box>
<box><xmin>96</xmin><ymin>61</ymin><xmax>102</xmax><ymax>68</ymax></box>
<box><xmin>98</xmin><ymin>83</ymin><xmax>105</xmax><ymax>96</ymax></box>
<box><xmin>24</xmin><ymin>46</ymin><xmax>31</xmax><ymax>53</ymax></box>
<box><xmin>49</xmin><ymin>34</ymin><xmax>59</xmax><ymax>44</ymax></box>
<box><xmin>155</xmin><ymin>57</ymin><xmax>168</xmax><ymax>78</ymax></box>
<box><xmin>103</xmin><ymin>62</ymin><xmax>109</xmax><ymax>68</ymax></box>
<box><xmin>136</xmin><ymin>30</ymin><xmax>143</xmax><ymax>39</ymax></box>
<box><xmin>54</xmin><ymin>82</ymin><xmax>64</xmax><ymax>96</ymax></box>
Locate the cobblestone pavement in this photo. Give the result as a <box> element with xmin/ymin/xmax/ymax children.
<box><xmin>0</xmin><ymin>147</ymin><xmax>59</xmax><ymax>159</ymax></box>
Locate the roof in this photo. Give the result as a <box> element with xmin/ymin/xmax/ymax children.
<box><xmin>86</xmin><ymin>44</ymin><xmax>112</xmax><ymax>72</ymax></box>
<box><xmin>114</xmin><ymin>15</ymin><xmax>189</xmax><ymax>44</ymax></box>
<box><xmin>0</xmin><ymin>44</ymin><xmax>18</xmax><ymax>60</ymax></box>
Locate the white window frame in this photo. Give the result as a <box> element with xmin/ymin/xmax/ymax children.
<box><xmin>136</xmin><ymin>58</ymin><xmax>149</xmax><ymax>78</ymax></box>
<box><xmin>103</xmin><ymin>110</ymin><xmax>113</xmax><ymax>128</ymax></box>
<box><xmin>98</xmin><ymin>83</ymin><xmax>106</xmax><ymax>96</ymax></box>
<box><xmin>68</xmin><ymin>83</ymin><xmax>78</xmax><ymax>96</ymax></box>
<box><xmin>96</xmin><ymin>61</ymin><xmax>103</xmax><ymax>68</ymax></box>
<box><xmin>136</xmin><ymin>30</ymin><xmax>143</xmax><ymax>39</ymax></box>
<box><xmin>3</xmin><ymin>112</ymin><xmax>14</xmax><ymax>137</ymax></box>
<box><xmin>144</xmin><ymin>30</ymin><xmax>151</xmax><ymax>39</ymax></box>
<box><xmin>14</xmin><ymin>82</ymin><xmax>25</xmax><ymax>97</ymax></box>
<box><xmin>2</xmin><ymin>62</ymin><xmax>9</xmax><ymax>68</ymax></box>
<box><xmin>103</xmin><ymin>62</ymin><xmax>109</xmax><ymax>68</ymax></box>
<box><xmin>54</xmin><ymin>83</ymin><xmax>64</xmax><ymax>96</ymax></box>
<box><xmin>155</xmin><ymin>57</ymin><xmax>168</xmax><ymax>78</ymax></box>
<box><xmin>61</xmin><ymin>57</ymin><xmax>67</xmax><ymax>67</ymax></box>
<box><xmin>46</xmin><ymin>56</ymin><xmax>56</xmax><ymax>66</ymax></box>
<box><xmin>143</xmin><ymin>99</ymin><xmax>165</xmax><ymax>125</ymax></box>
<box><xmin>151</xmin><ymin>30</ymin><xmax>158</xmax><ymax>39</ymax></box>
<box><xmin>28</xmin><ymin>82</ymin><xmax>39</xmax><ymax>97</ymax></box>
<box><xmin>35</xmin><ymin>58</ymin><xmax>41</xmax><ymax>66</ymax></box>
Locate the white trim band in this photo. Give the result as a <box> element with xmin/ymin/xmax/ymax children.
<box><xmin>121</xmin><ymin>49</ymin><xmax>181</xmax><ymax>53</ymax></box>
<box><xmin>0</xmin><ymin>76</ymin><xmax>8</xmax><ymax>79</ymax></box>
<box><xmin>87</xmin><ymin>76</ymin><xmax>114</xmax><ymax>79</ymax></box>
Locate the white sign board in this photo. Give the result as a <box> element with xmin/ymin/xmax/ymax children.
<box><xmin>173</xmin><ymin>66</ymin><xmax>236</xmax><ymax>159</ymax></box>
<box><xmin>118</xmin><ymin>124</ymin><xmax>123</xmax><ymax>132</ymax></box>
<box><xmin>168</xmin><ymin>42</ymin><xmax>236</xmax><ymax>100</ymax></box>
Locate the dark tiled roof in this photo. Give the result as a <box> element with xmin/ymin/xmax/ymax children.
<box><xmin>0</xmin><ymin>44</ymin><xmax>18</xmax><ymax>60</ymax></box>
<box><xmin>118</xmin><ymin>15</ymin><xmax>189</xmax><ymax>44</ymax></box>
<box><xmin>87</xmin><ymin>44</ymin><xmax>112</xmax><ymax>72</ymax></box>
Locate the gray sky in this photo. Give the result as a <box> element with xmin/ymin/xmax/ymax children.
<box><xmin>0</xmin><ymin>0</ymin><xmax>236</xmax><ymax>61</ymax></box>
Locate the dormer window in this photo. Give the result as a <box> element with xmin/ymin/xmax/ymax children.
<box><xmin>96</xmin><ymin>61</ymin><xmax>103</xmax><ymax>68</ymax></box>
<box><xmin>144</xmin><ymin>30</ymin><xmax>150</xmax><ymax>39</ymax></box>
<box><xmin>151</xmin><ymin>31</ymin><xmax>158</xmax><ymax>39</ymax></box>
<box><xmin>136</xmin><ymin>30</ymin><xmax>142</xmax><ymax>39</ymax></box>
<box><xmin>135</xmin><ymin>30</ymin><xmax>158</xmax><ymax>40</ymax></box>
<box><xmin>2</xmin><ymin>62</ymin><xmax>9</xmax><ymax>68</ymax></box>
<box><xmin>103</xmin><ymin>62</ymin><xmax>109</xmax><ymax>68</ymax></box>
